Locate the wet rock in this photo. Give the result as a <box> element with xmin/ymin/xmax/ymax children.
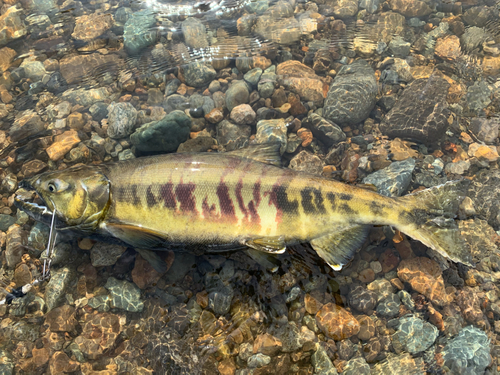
<box><xmin>255</xmin><ymin>118</ymin><xmax>287</xmax><ymax>154</ymax></box>
<box><xmin>74</xmin><ymin>312</ymin><xmax>122</xmax><ymax>359</ymax></box>
<box><xmin>182</xmin><ymin>17</ymin><xmax>208</xmax><ymax>49</ymax></box>
<box><xmin>276</xmin><ymin>60</ymin><xmax>325</xmax><ymax>104</ymax></box>
<box><xmin>459</xmin><ymin>219</ymin><xmax>499</xmax><ymax>262</ymax></box>
<box><xmin>348</xmin><ymin>286</ymin><xmax>377</xmax><ymax>313</ymax></box>
<box><xmin>0</xmin><ymin>170</ymin><xmax>16</xmax><ymax>194</ymax></box>
<box><xmin>208</xmin><ymin>285</ymin><xmax>234</xmax><ymax>315</ymax></box>
<box><xmin>372</xmin><ymin>352</ymin><xmax>423</xmax><ymax>373</ymax></box>
<box><xmin>20</xmin><ymin>59</ymin><xmax>46</xmax><ymax>82</ymax></box>
<box><xmin>183</xmin><ymin>62</ymin><xmax>216</xmax><ymax>88</ymax></box>
<box><xmin>315</xmin><ymin>303</ymin><xmax>360</xmax><ymax>340</ymax></box>
<box><xmin>46</xmin><ymin>130</ymin><xmax>81</xmax><ymax>161</ymax></box>
<box><xmin>362</xmin><ymin>158</ymin><xmax>415</xmax><ymax>197</ymax></box>
<box><xmin>389</xmin><ymin>0</ymin><xmax>432</xmax><ymax>17</ymax></box>
<box><xmin>230</xmin><ymin>104</ymin><xmax>256</xmax><ymax>125</ymax></box>
<box><xmin>0</xmin><ymin>214</ymin><xmax>15</xmax><ymax>232</ymax></box>
<box><xmin>324</xmin><ymin>60</ymin><xmax>377</xmax><ymax>126</ymax></box>
<box><xmin>247</xmin><ymin>353</ymin><xmax>271</xmax><ymax>368</ymax></box>
<box><xmin>72</xmin><ymin>13</ymin><xmax>113</xmax><ymax>43</ymax></box>
<box><xmin>392</xmin><ymin>316</ymin><xmax>438</xmax><ymax>354</ymax></box>
<box><xmin>88</xmin><ymin>295</ymin><xmax>112</xmax><ymax>312</ymax></box>
<box><xmin>49</xmin><ymin>351</ymin><xmax>80</xmax><ymax>374</ymax></box>
<box><xmin>397</xmin><ymin>257</ymin><xmax>449</xmax><ymax>306</ymax></box>
<box><xmin>358</xmin><ymin>315</ymin><xmax>376</xmax><ymax>341</ymax></box>
<box><xmin>0</xmin><ymin>7</ymin><xmax>27</xmax><ymax>47</ymax></box>
<box><xmin>376</xmin><ymin>293</ymin><xmax>401</xmax><ymax>317</ymax></box>
<box><xmin>398</xmin><ymin>290</ymin><xmax>414</xmax><ymax>310</ymax></box>
<box><xmin>461</xmin><ymin>26</ymin><xmax>487</xmax><ymax>53</ymax></box>
<box><xmin>124</xmin><ymin>10</ymin><xmax>156</xmax><ymax>55</ymax></box>
<box><xmin>441</xmin><ymin>326</ymin><xmax>491</xmax><ymax>374</ymax></box>
<box><xmin>0</xmin><ymin>47</ymin><xmax>15</xmax><ymax>72</ymax></box>
<box><xmin>14</xmin><ymin>263</ymin><xmax>31</xmax><ymax>288</ymax></box>
<box><xmin>105</xmin><ymin>277</ymin><xmax>144</xmax><ymax>312</ymax></box>
<box><xmin>107</xmin><ymin>102</ymin><xmax>138</xmax><ymax>139</ymax></box>
<box><xmin>90</xmin><ymin>242</ymin><xmax>127</xmax><ymax>267</ymax></box>
<box><xmin>289</xmin><ymin>150</ymin><xmax>323</xmax><ymax>175</ymax></box>
<box><xmin>271</xmin><ymin>322</ymin><xmax>302</xmax><ymax>352</ymax></box>
<box><xmin>343</xmin><ymin>357</ymin><xmax>370</xmax><ymax>375</ymax></box>
<box><xmin>444</xmin><ymin>160</ymin><xmax>470</xmax><ymax>175</ymax></box>
<box><xmin>302</xmin><ymin>113</ymin><xmax>346</xmax><ymax>147</ymax></box>
<box><xmin>244</xmin><ymin>68</ymin><xmax>263</xmax><ymax>87</ymax></box>
<box><xmin>63</xmin><ymin>87</ymin><xmax>116</xmax><ymax>106</ymax></box>
<box><xmin>468</xmin><ymin>142</ymin><xmax>498</xmax><ymax>162</ymax></box>
<box><xmin>217</xmin><ymin>120</ymin><xmax>251</xmax><ymax>151</ymax></box>
<box><xmin>331</xmin><ymin>0</ymin><xmax>358</xmax><ymax>18</ymax></box>
<box><xmin>254</xmin><ymin>3</ymin><xmax>300</xmax><ymax>45</ymax></box>
<box><xmin>253</xmin><ymin>333</ymin><xmax>282</xmax><ymax>356</ymax></box>
<box><xmin>27</xmin><ymin>222</ymin><xmax>49</xmax><ymax>254</ymax></box>
<box><xmin>59</xmin><ymin>53</ymin><xmax>122</xmax><ymax>85</ymax></box>
<box><xmin>469</xmin><ymin>118</ymin><xmax>499</xmax><ymax>144</ymax></box>
<box><xmin>367</xmin><ymin>278</ymin><xmax>394</xmax><ymax>303</ymax></box>
<box><xmin>380</xmin><ymin>75</ymin><xmax>450</xmax><ymax>144</ymax></box>
<box><xmin>163</xmin><ymin>94</ymin><xmax>190</xmax><ymax>113</ymax></box>
<box><xmin>45</xmin><ymin>305</ymin><xmax>77</xmax><ymax>332</ymax></box>
<box><xmin>131</xmin><ymin>110</ymin><xmax>191</xmax><ymax>153</ymax></box>
<box><xmin>462</xmin><ymin>5</ymin><xmax>498</xmax><ymax>28</ymax></box>
<box><xmin>177</xmin><ymin>136</ymin><xmax>216</xmax><ymax>152</ymax></box>
<box><xmin>468</xmin><ymin>169</ymin><xmax>500</xmax><ymax>230</ymax></box>
<box><xmin>45</xmin><ymin>267</ymin><xmax>75</xmax><ymax>311</ymax></box>
<box><xmin>466</xmin><ymin>81</ymin><xmax>491</xmax><ymax>114</ymax></box>
<box><xmin>5</xmin><ymin>224</ymin><xmax>26</xmax><ymax>268</ymax></box>
<box><xmin>388</xmin><ymin>36</ymin><xmax>411</xmax><ymax>58</ymax></box>
<box><xmin>226</xmin><ymin>81</ymin><xmax>250</xmax><ymax>111</ymax></box>
<box><xmin>311</xmin><ymin>344</ymin><xmax>337</xmax><ymax>374</ymax></box>
<box><xmin>9</xmin><ymin>111</ymin><xmax>45</xmax><ymax>142</ymax></box>
<box><xmin>0</xmin><ymin>350</ymin><xmax>14</xmax><ymax>374</ymax></box>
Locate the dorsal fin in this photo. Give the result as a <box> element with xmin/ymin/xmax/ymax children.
<box><xmin>227</xmin><ymin>142</ymin><xmax>282</xmax><ymax>166</ymax></box>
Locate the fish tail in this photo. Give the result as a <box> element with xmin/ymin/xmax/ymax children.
<box><xmin>395</xmin><ymin>179</ymin><xmax>473</xmax><ymax>266</ymax></box>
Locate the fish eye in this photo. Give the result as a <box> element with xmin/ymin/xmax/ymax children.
<box><xmin>48</xmin><ymin>182</ymin><xmax>56</xmax><ymax>192</ymax></box>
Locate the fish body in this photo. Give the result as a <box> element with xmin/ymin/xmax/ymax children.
<box><xmin>15</xmin><ymin>143</ymin><xmax>473</xmax><ymax>270</ymax></box>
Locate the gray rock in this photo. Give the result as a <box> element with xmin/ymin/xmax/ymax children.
<box><xmin>272</xmin><ymin>322</ymin><xmax>302</xmax><ymax>352</ymax></box>
<box><xmin>183</xmin><ymin>62</ymin><xmax>216</xmax><ymax>88</ymax></box>
<box><xmin>359</xmin><ymin>0</ymin><xmax>379</xmax><ymax>13</ymax></box>
<box><xmin>19</xmin><ymin>60</ymin><xmax>47</xmax><ymax>82</ymax></box>
<box><xmin>5</xmin><ymin>224</ymin><xmax>26</xmax><ymax>268</ymax></box>
<box><xmin>107</xmin><ymin>102</ymin><xmax>138</xmax><ymax>139</ymax></box>
<box><xmin>398</xmin><ymin>290</ymin><xmax>414</xmax><ymax>310</ymax></box>
<box><xmin>380</xmin><ymin>75</ymin><xmax>451</xmax><ymax>144</ymax></box>
<box><xmin>302</xmin><ymin>113</ymin><xmax>346</xmax><ymax>147</ymax></box>
<box><xmin>189</xmin><ymin>94</ymin><xmax>214</xmax><ymax>116</ymax></box>
<box><xmin>442</xmin><ymin>326</ymin><xmax>491</xmax><ymax>374</ymax></box>
<box><xmin>105</xmin><ymin>277</ymin><xmax>144</xmax><ymax>312</ymax></box>
<box><xmin>445</xmin><ymin>160</ymin><xmax>470</xmax><ymax>175</ymax></box>
<box><xmin>164</xmin><ymin>253</ymin><xmax>196</xmax><ymax>284</ymax></box>
<box><xmin>247</xmin><ymin>353</ymin><xmax>271</xmax><ymax>368</ymax></box>
<box><xmin>0</xmin><ymin>7</ymin><xmax>26</xmax><ymax>47</ymax></box>
<box><xmin>461</xmin><ymin>26</ymin><xmax>487</xmax><ymax>53</ymax></box>
<box><xmin>466</xmin><ymin>81</ymin><xmax>491</xmax><ymax>114</ymax></box>
<box><xmin>469</xmin><ymin>118</ymin><xmax>499</xmax><ymax>144</ymax></box>
<box><xmin>0</xmin><ymin>350</ymin><xmax>14</xmax><ymax>375</ymax></box>
<box><xmin>216</xmin><ymin>120</ymin><xmax>251</xmax><ymax>151</ymax></box>
<box><xmin>392</xmin><ymin>316</ymin><xmax>438</xmax><ymax>354</ymax></box>
<box><xmin>62</xmin><ymin>87</ymin><xmax>116</xmax><ymax>106</ymax></box>
<box><xmin>208</xmin><ymin>285</ymin><xmax>234</xmax><ymax>315</ymax></box>
<box><xmin>0</xmin><ymin>172</ymin><xmax>17</xmax><ymax>194</ymax></box>
<box><xmin>376</xmin><ymin>293</ymin><xmax>401</xmax><ymax>317</ymax></box>
<box><xmin>226</xmin><ymin>81</ymin><xmax>250</xmax><ymax>111</ymax></box>
<box><xmin>0</xmin><ymin>214</ymin><xmax>15</xmax><ymax>232</ymax></box>
<box><xmin>332</xmin><ymin>0</ymin><xmax>358</xmax><ymax>18</ymax></box>
<box><xmin>9</xmin><ymin>112</ymin><xmax>45</xmax><ymax>142</ymax></box>
<box><xmin>124</xmin><ymin>10</ymin><xmax>157</xmax><ymax>55</ymax></box>
<box><xmin>254</xmin><ymin>11</ymin><xmax>300</xmax><ymax>45</ymax></box>
<box><xmin>118</xmin><ymin>149</ymin><xmax>135</xmax><ymax>160</ymax></box>
<box><xmin>165</xmin><ymin>79</ymin><xmax>181</xmax><ymax>96</ymax></box>
<box><xmin>28</xmin><ymin>222</ymin><xmax>50</xmax><ymax>256</ymax></box>
<box><xmin>90</xmin><ymin>242</ymin><xmax>127</xmax><ymax>267</ymax></box>
<box><xmin>324</xmin><ymin>60</ymin><xmax>377</xmax><ymax>126</ymax></box>
<box><xmin>245</xmin><ymin>0</ymin><xmax>269</xmax><ymax>14</ymax></box>
<box><xmin>467</xmin><ymin>169</ymin><xmax>500</xmax><ymax>230</ymax></box>
<box><xmin>163</xmin><ymin>94</ymin><xmax>190</xmax><ymax>113</ymax></box>
<box><xmin>348</xmin><ymin>285</ymin><xmax>377</xmax><ymax>313</ymax></box>
<box><xmin>244</xmin><ymin>68</ymin><xmax>263</xmax><ymax>87</ymax></box>
<box><xmin>462</xmin><ymin>5</ymin><xmax>498</xmax><ymax>27</ymax></box>
<box><xmin>89</xmin><ymin>102</ymin><xmax>108</xmax><ymax>122</ymax></box>
<box><xmin>388</xmin><ymin>36</ymin><xmax>411</xmax><ymax>58</ymax></box>
<box><xmin>87</xmin><ymin>294</ymin><xmax>111</xmax><ymax>312</ymax></box>
<box><xmin>255</xmin><ymin>118</ymin><xmax>287</xmax><ymax>154</ymax></box>
<box><xmin>45</xmin><ymin>267</ymin><xmax>75</xmax><ymax>311</ymax></box>
<box><xmin>367</xmin><ymin>278</ymin><xmax>393</xmax><ymax>303</ymax></box>
<box><xmin>182</xmin><ymin>17</ymin><xmax>208</xmax><ymax>49</ymax></box>
<box><xmin>343</xmin><ymin>357</ymin><xmax>370</xmax><ymax>375</ymax></box>
<box><xmin>362</xmin><ymin>158</ymin><xmax>415</xmax><ymax>197</ymax></box>
<box><xmin>130</xmin><ymin>110</ymin><xmax>191</xmax><ymax>153</ymax></box>
<box><xmin>312</xmin><ymin>344</ymin><xmax>338</xmax><ymax>374</ymax></box>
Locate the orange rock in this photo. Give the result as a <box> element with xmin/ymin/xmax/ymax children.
<box><xmin>358</xmin><ymin>268</ymin><xmax>375</xmax><ymax>283</ymax></box>
<box><xmin>315</xmin><ymin>303</ymin><xmax>360</xmax><ymax>340</ymax></box>
<box><xmin>304</xmin><ymin>293</ymin><xmax>323</xmax><ymax>314</ymax></box>
<box><xmin>434</xmin><ymin>35</ymin><xmax>461</xmax><ymax>61</ymax></box>
<box><xmin>253</xmin><ymin>333</ymin><xmax>282</xmax><ymax>356</ymax></box>
<box><xmin>67</xmin><ymin>112</ymin><xmax>85</xmax><ymax>130</ymax></box>
<box><xmin>397</xmin><ymin>257</ymin><xmax>449</xmax><ymax>306</ymax></box>
<box><xmin>205</xmin><ymin>108</ymin><xmax>224</xmax><ymax>124</ymax></box>
<box><xmin>46</xmin><ymin>130</ymin><xmax>81</xmax><ymax>161</ymax></box>
<box><xmin>132</xmin><ymin>253</ymin><xmax>170</xmax><ymax>289</ymax></box>
<box><xmin>197</xmin><ymin>290</ymin><xmax>209</xmax><ymax>308</ymax></box>
<box><xmin>297</xmin><ymin>127</ymin><xmax>313</xmax><ymax>147</ymax></box>
<box><xmin>218</xmin><ymin>358</ymin><xmax>236</xmax><ymax>375</ymax></box>
<box><xmin>31</xmin><ymin>347</ymin><xmax>50</xmax><ymax>368</ymax></box>
<box><xmin>468</xmin><ymin>142</ymin><xmax>499</xmax><ymax>162</ymax></box>
<box><xmin>49</xmin><ymin>351</ymin><xmax>80</xmax><ymax>374</ymax></box>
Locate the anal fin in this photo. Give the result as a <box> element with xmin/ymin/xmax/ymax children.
<box><xmin>310</xmin><ymin>225</ymin><xmax>371</xmax><ymax>270</ymax></box>
<box><xmin>244</xmin><ymin>236</ymin><xmax>286</xmax><ymax>254</ymax></box>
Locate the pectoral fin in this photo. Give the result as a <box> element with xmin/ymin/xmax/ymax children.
<box><xmin>244</xmin><ymin>236</ymin><xmax>286</xmax><ymax>254</ymax></box>
<box><xmin>103</xmin><ymin>222</ymin><xmax>168</xmax><ymax>249</ymax></box>
<box><xmin>136</xmin><ymin>248</ymin><xmax>168</xmax><ymax>274</ymax></box>
<box><xmin>310</xmin><ymin>225</ymin><xmax>371</xmax><ymax>270</ymax></box>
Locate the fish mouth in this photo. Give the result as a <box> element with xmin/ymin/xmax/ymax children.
<box><xmin>14</xmin><ymin>180</ymin><xmax>53</xmax><ymax>225</ymax></box>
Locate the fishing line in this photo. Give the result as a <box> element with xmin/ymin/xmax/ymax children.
<box><xmin>0</xmin><ymin>209</ymin><xmax>57</xmax><ymax>305</ymax></box>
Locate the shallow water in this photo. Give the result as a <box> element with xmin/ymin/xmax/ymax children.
<box><xmin>0</xmin><ymin>0</ymin><xmax>499</xmax><ymax>373</ymax></box>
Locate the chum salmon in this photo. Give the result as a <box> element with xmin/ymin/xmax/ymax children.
<box><xmin>14</xmin><ymin>143</ymin><xmax>473</xmax><ymax>271</ymax></box>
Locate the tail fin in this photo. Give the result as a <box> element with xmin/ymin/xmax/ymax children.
<box><xmin>396</xmin><ymin>180</ymin><xmax>473</xmax><ymax>266</ymax></box>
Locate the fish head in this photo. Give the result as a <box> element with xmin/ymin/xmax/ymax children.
<box><xmin>15</xmin><ymin>166</ymin><xmax>110</xmax><ymax>232</ymax></box>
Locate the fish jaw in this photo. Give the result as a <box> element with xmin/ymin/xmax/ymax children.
<box><xmin>14</xmin><ymin>179</ymin><xmax>54</xmax><ymax>226</ymax></box>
